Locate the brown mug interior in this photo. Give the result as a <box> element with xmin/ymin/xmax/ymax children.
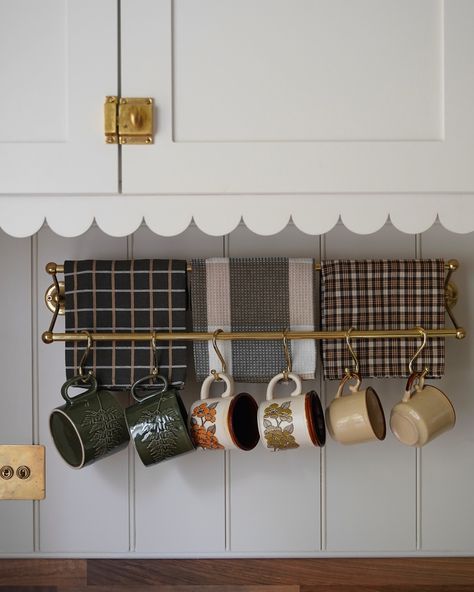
<box><xmin>228</xmin><ymin>393</ymin><xmax>260</xmax><ymax>451</ymax></box>
<box><xmin>305</xmin><ymin>390</ymin><xmax>326</xmax><ymax>447</ymax></box>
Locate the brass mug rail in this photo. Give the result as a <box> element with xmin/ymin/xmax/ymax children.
<box><xmin>43</xmin><ymin>259</ymin><xmax>465</xmax><ymax>344</ymax></box>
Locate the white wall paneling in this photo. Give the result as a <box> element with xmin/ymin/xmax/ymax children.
<box><xmin>37</xmin><ymin>227</ymin><xmax>129</xmax><ymax>553</ymax></box>
<box><xmin>323</xmin><ymin>224</ymin><xmax>417</xmax><ymax>551</ymax></box>
<box><xmin>0</xmin><ymin>222</ymin><xmax>473</xmax><ymax>557</ymax></box>
<box><xmin>0</xmin><ymin>0</ymin><xmax>118</xmax><ymax>193</ymax></box>
<box><xmin>228</xmin><ymin>225</ymin><xmax>321</xmax><ymax>553</ymax></box>
<box><xmin>131</xmin><ymin>226</ymin><xmax>227</xmax><ymax>553</ymax></box>
<box><xmin>419</xmin><ymin>226</ymin><xmax>474</xmax><ymax>551</ymax></box>
<box><xmin>0</xmin><ymin>231</ymin><xmax>33</xmax><ymax>553</ymax></box>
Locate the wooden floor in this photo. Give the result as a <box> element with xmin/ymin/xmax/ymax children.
<box><xmin>1</xmin><ymin>558</ymin><xmax>474</xmax><ymax>591</ymax></box>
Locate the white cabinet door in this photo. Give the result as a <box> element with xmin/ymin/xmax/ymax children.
<box><xmin>0</xmin><ymin>0</ymin><xmax>117</xmax><ymax>193</ymax></box>
<box><xmin>121</xmin><ymin>0</ymin><xmax>474</xmax><ymax>194</ymax></box>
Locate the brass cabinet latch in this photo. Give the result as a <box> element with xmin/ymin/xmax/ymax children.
<box><xmin>104</xmin><ymin>96</ymin><xmax>154</xmax><ymax>144</ymax></box>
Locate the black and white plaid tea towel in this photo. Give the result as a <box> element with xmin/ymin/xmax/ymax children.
<box><xmin>64</xmin><ymin>259</ymin><xmax>188</xmax><ymax>388</ymax></box>
<box><xmin>321</xmin><ymin>259</ymin><xmax>445</xmax><ymax>379</ymax></box>
<box><xmin>191</xmin><ymin>257</ymin><xmax>317</xmax><ymax>383</ymax></box>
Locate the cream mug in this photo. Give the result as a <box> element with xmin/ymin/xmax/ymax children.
<box><xmin>189</xmin><ymin>373</ymin><xmax>259</xmax><ymax>451</ymax></box>
<box><xmin>390</xmin><ymin>372</ymin><xmax>456</xmax><ymax>447</ymax></box>
<box><xmin>326</xmin><ymin>373</ymin><xmax>386</xmax><ymax>445</ymax></box>
<box><xmin>258</xmin><ymin>372</ymin><xmax>326</xmax><ymax>451</ymax></box>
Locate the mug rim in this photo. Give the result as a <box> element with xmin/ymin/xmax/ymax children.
<box><xmin>49</xmin><ymin>408</ymin><xmax>86</xmax><ymax>469</ymax></box>
<box><xmin>365</xmin><ymin>386</ymin><xmax>387</xmax><ymax>441</ymax></box>
<box><xmin>304</xmin><ymin>390</ymin><xmax>326</xmax><ymax>447</ymax></box>
<box><xmin>228</xmin><ymin>392</ymin><xmax>259</xmax><ymax>451</ymax></box>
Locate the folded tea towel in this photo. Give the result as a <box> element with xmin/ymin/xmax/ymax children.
<box><xmin>321</xmin><ymin>259</ymin><xmax>445</xmax><ymax>379</ymax></box>
<box><xmin>191</xmin><ymin>258</ymin><xmax>317</xmax><ymax>383</ymax></box>
<box><xmin>64</xmin><ymin>259</ymin><xmax>188</xmax><ymax>388</ymax></box>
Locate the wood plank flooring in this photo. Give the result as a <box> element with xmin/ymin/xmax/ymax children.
<box><xmin>1</xmin><ymin>558</ymin><xmax>474</xmax><ymax>591</ymax></box>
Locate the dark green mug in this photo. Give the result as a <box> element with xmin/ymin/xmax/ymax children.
<box><xmin>50</xmin><ymin>374</ymin><xmax>130</xmax><ymax>469</ymax></box>
<box><xmin>125</xmin><ymin>373</ymin><xmax>195</xmax><ymax>467</ymax></box>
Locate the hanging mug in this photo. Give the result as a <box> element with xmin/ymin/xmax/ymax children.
<box><xmin>257</xmin><ymin>372</ymin><xmax>326</xmax><ymax>451</ymax></box>
<box><xmin>189</xmin><ymin>373</ymin><xmax>259</xmax><ymax>451</ymax></box>
<box><xmin>50</xmin><ymin>374</ymin><xmax>130</xmax><ymax>469</ymax></box>
<box><xmin>390</xmin><ymin>371</ymin><xmax>456</xmax><ymax>447</ymax></box>
<box><xmin>326</xmin><ymin>373</ymin><xmax>386</xmax><ymax>445</ymax></box>
<box><xmin>125</xmin><ymin>373</ymin><xmax>195</xmax><ymax>466</ymax></box>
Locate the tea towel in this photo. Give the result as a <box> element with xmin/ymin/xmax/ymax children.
<box><xmin>321</xmin><ymin>259</ymin><xmax>445</xmax><ymax>379</ymax></box>
<box><xmin>191</xmin><ymin>257</ymin><xmax>317</xmax><ymax>382</ymax></box>
<box><xmin>64</xmin><ymin>259</ymin><xmax>188</xmax><ymax>388</ymax></box>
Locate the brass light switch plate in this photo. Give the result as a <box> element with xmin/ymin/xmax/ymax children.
<box><xmin>0</xmin><ymin>445</ymin><xmax>45</xmax><ymax>500</ymax></box>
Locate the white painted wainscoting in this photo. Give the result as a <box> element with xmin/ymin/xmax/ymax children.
<box><xmin>0</xmin><ymin>221</ymin><xmax>472</xmax><ymax>557</ymax></box>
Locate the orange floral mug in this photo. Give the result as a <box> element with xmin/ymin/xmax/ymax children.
<box><xmin>189</xmin><ymin>373</ymin><xmax>259</xmax><ymax>451</ymax></box>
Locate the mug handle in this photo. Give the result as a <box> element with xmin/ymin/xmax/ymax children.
<box><xmin>266</xmin><ymin>372</ymin><xmax>302</xmax><ymax>401</ymax></box>
<box><xmin>61</xmin><ymin>373</ymin><xmax>98</xmax><ymax>405</ymax></box>
<box><xmin>131</xmin><ymin>373</ymin><xmax>168</xmax><ymax>403</ymax></box>
<box><xmin>403</xmin><ymin>371</ymin><xmax>426</xmax><ymax>402</ymax></box>
<box><xmin>334</xmin><ymin>372</ymin><xmax>362</xmax><ymax>399</ymax></box>
<box><xmin>200</xmin><ymin>372</ymin><xmax>234</xmax><ymax>400</ymax></box>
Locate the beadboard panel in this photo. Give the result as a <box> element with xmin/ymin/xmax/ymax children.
<box><xmin>228</xmin><ymin>226</ymin><xmax>321</xmax><ymax>552</ymax></box>
<box><xmin>0</xmin><ymin>222</ymin><xmax>472</xmax><ymax>557</ymax></box>
<box><xmin>131</xmin><ymin>226</ymin><xmax>227</xmax><ymax>553</ymax></box>
<box><xmin>323</xmin><ymin>224</ymin><xmax>417</xmax><ymax>551</ymax></box>
<box><xmin>0</xmin><ymin>231</ymin><xmax>33</xmax><ymax>553</ymax></box>
<box><xmin>37</xmin><ymin>227</ymin><xmax>130</xmax><ymax>552</ymax></box>
<box><xmin>419</xmin><ymin>226</ymin><xmax>474</xmax><ymax>551</ymax></box>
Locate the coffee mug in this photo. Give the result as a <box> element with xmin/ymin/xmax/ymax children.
<box><xmin>390</xmin><ymin>372</ymin><xmax>456</xmax><ymax>447</ymax></box>
<box><xmin>326</xmin><ymin>373</ymin><xmax>386</xmax><ymax>445</ymax></box>
<box><xmin>258</xmin><ymin>372</ymin><xmax>326</xmax><ymax>451</ymax></box>
<box><xmin>189</xmin><ymin>373</ymin><xmax>259</xmax><ymax>451</ymax></box>
<box><xmin>50</xmin><ymin>374</ymin><xmax>130</xmax><ymax>469</ymax></box>
<box><xmin>125</xmin><ymin>373</ymin><xmax>195</xmax><ymax>466</ymax></box>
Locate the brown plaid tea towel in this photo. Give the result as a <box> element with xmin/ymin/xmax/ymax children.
<box><xmin>191</xmin><ymin>258</ymin><xmax>317</xmax><ymax>383</ymax></box>
<box><xmin>64</xmin><ymin>259</ymin><xmax>188</xmax><ymax>388</ymax></box>
<box><xmin>321</xmin><ymin>259</ymin><xmax>445</xmax><ymax>379</ymax></box>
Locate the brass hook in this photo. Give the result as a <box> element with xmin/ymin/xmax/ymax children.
<box><xmin>151</xmin><ymin>331</ymin><xmax>159</xmax><ymax>375</ymax></box>
<box><xmin>282</xmin><ymin>329</ymin><xmax>292</xmax><ymax>381</ymax></box>
<box><xmin>211</xmin><ymin>329</ymin><xmax>227</xmax><ymax>381</ymax></box>
<box><xmin>408</xmin><ymin>327</ymin><xmax>429</xmax><ymax>375</ymax></box>
<box><xmin>78</xmin><ymin>331</ymin><xmax>93</xmax><ymax>379</ymax></box>
<box><xmin>344</xmin><ymin>327</ymin><xmax>359</xmax><ymax>377</ymax></box>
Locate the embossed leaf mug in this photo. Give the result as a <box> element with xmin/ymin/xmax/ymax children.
<box><xmin>257</xmin><ymin>372</ymin><xmax>326</xmax><ymax>451</ymax></box>
<box><xmin>50</xmin><ymin>373</ymin><xmax>130</xmax><ymax>469</ymax></box>
<box><xmin>189</xmin><ymin>372</ymin><xmax>260</xmax><ymax>451</ymax></box>
<box><xmin>326</xmin><ymin>372</ymin><xmax>386</xmax><ymax>445</ymax></box>
<box><xmin>125</xmin><ymin>373</ymin><xmax>195</xmax><ymax>467</ymax></box>
<box><xmin>390</xmin><ymin>371</ymin><xmax>456</xmax><ymax>447</ymax></box>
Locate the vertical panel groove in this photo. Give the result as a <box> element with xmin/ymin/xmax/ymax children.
<box><xmin>223</xmin><ymin>233</ymin><xmax>230</xmax><ymax>551</ymax></box>
<box><xmin>127</xmin><ymin>234</ymin><xmax>136</xmax><ymax>552</ymax></box>
<box><xmin>415</xmin><ymin>232</ymin><xmax>423</xmax><ymax>550</ymax></box>
<box><xmin>319</xmin><ymin>233</ymin><xmax>327</xmax><ymax>551</ymax></box>
<box><xmin>31</xmin><ymin>233</ymin><xmax>40</xmax><ymax>552</ymax></box>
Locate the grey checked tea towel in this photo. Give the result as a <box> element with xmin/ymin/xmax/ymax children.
<box><xmin>191</xmin><ymin>258</ymin><xmax>317</xmax><ymax>383</ymax></box>
<box><xmin>321</xmin><ymin>259</ymin><xmax>445</xmax><ymax>379</ymax></box>
<box><xmin>65</xmin><ymin>259</ymin><xmax>188</xmax><ymax>388</ymax></box>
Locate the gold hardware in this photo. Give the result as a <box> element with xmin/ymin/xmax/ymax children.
<box><xmin>16</xmin><ymin>466</ymin><xmax>31</xmax><ymax>480</ymax></box>
<box><xmin>445</xmin><ymin>281</ymin><xmax>458</xmax><ymax>310</ymax></box>
<box><xmin>344</xmin><ymin>326</ymin><xmax>360</xmax><ymax>377</ymax></box>
<box><xmin>104</xmin><ymin>96</ymin><xmax>154</xmax><ymax>144</ymax></box>
<box><xmin>45</xmin><ymin>281</ymin><xmax>65</xmax><ymax>316</ymax></box>
<box><xmin>43</xmin><ymin>261</ymin><xmax>466</xmax><ymax>343</ymax></box>
<box><xmin>211</xmin><ymin>329</ymin><xmax>227</xmax><ymax>381</ymax></box>
<box><xmin>0</xmin><ymin>445</ymin><xmax>45</xmax><ymax>500</ymax></box>
<box><xmin>281</xmin><ymin>329</ymin><xmax>292</xmax><ymax>381</ymax></box>
<box><xmin>1</xmin><ymin>466</ymin><xmax>13</xmax><ymax>480</ymax></box>
<box><xmin>408</xmin><ymin>327</ymin><xmax>428</xmax><ymax>375</ymax></box>
<box><xmin>79</xmin><ymin>331</ymin><xmax>93</xmax><ymax>379</ymax></box>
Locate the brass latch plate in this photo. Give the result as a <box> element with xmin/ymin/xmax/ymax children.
<box><xmin>0</xmin><ymin>445</ymin><xmax>45</xmax><ymax>500</ymax></box>
<box><xmin>104</xmin><ymin>96</ymin><xmax>154</xmax><ymax>144</ymax></box>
